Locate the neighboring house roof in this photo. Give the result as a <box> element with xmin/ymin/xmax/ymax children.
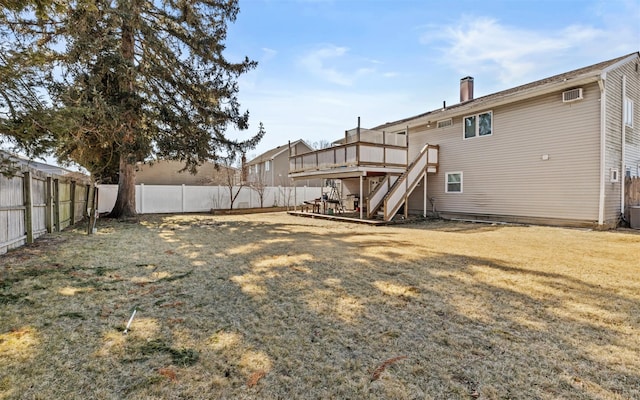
<box><xmin>247</xmin><ymin>139</ymin><xmax>312</xmax><ymax>165</ymax></box>
<box><xmin>374</xmin><ymin>52</ymin><xmax>639</xmax><ymax>131</ymax></box>
<box><xmin>1</xmin><ymin>150</ymin><xmax>89</xmax><ymax>179</ymax></box>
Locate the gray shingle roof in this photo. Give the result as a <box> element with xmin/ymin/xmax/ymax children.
<box><xmin>247</xmin><ymin>139</ymin><xmax>312</xmax><ymax>165</ymax></box>
<box><xmin>374</xmin><ymin>52</ymin><xmax>639</xmax><ymax>130</ymax></box>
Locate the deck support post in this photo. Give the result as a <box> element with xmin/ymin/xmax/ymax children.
<box><xmin>294</xmin><ymin>180</ymin><xmax>297</xmax><ymax>211</ymax></box>
<box><xmin>359</xmin><ymin>174</ymin><xmax>364</xmax><ymax>220</ymax></box>
<box><xmin>423</xmin><ymin>173</ymin><xmax>427</xmax><ymax>217</ymax></box>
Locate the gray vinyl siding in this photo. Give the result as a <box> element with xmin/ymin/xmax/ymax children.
<box><xmin>404</xmin><ymin>82</ymin><xmax>603</xmax><ymax>223</ymax></box>
<box><xmin>250</xmin><ymin>142</ymin><xmax>323</xmax><ymax>187</ymax></box>
<box><xmin>622</xmin><ymin>62</ymin><xmax>640</xmax><ymax>176</ymax></box>
<box><xmin>602</xmin><ymin>59</ymin><xmax>640</xmax><ymax>223</ymax></box>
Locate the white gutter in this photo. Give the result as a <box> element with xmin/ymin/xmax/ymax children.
<box><xmin>621</xmin><ymin>75</ymin><xmax>627</xmax><ymax>219</ymax></box>
<box><xmin>597</xmin><ymin>74</ymin><xmax>607</xmax><ymax>226</ymax></box>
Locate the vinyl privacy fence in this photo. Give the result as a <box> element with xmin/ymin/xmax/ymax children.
<box><xmin>1</xmin><ymin>169</ymin><xmax>93</xmax><ymax>255</ymax></box>
<box><xmin>97</xmin><ymin>184</ymin><xmax>326</xmax><ymax>214</ymax></box>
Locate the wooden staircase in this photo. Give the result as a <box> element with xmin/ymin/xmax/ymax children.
<box><xmin>377</xmin><ymin>144</ymin><xmax>439</xmax><ymax>221</ymax></box>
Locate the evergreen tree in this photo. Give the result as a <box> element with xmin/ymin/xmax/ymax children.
<box><xmin>0</xmin><ymin>0</ymin><xmax>264</xmax><ymax>217</ymax></box>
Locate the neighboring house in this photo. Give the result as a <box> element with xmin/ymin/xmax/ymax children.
<box><xmin>289</xmin><ymin>52</ymin><xmax>640</xmax><ymax>228</ymax></box>
<box><xmin>246</xmin><ymin>140</ymin><xmax>323</xmax><ymax>187</ymax></box>
<box><xmin>135</xmin><ymin>160</ymin><xmax>239</xmax><ymax>186</ymax></box>
<box><xmin>1</xmin><ymin>150</ymin><xmax>91</xmax><ymax>182</ymax></box>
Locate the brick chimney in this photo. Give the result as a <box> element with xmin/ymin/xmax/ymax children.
<box><xmin>460</xmin><ymin>76</ymin><xmax>474</xmax><ymax>102</ymax></box>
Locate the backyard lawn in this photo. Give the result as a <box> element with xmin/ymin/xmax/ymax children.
<box><xmin>0</xmin><ymin>213</ymin><xmax>638</xmax><ymax>399</ymax></box>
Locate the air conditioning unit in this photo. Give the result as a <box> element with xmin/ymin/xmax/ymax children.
<box><xmin>562</xmin><ymin>88</ymin><xmax>583</xmax><ymax>102</ymax></box>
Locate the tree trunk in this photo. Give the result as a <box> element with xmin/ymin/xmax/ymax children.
<box><xmin>107</xmin><ymin>1</ymin><xmax>139</xmax><ymax>219</ymax></box>
<box><xmin>107</xmin><ymin>153</ymin><xmax>137</xmax><ymax>218</ymax></box>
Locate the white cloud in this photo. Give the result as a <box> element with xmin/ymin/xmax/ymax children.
<box><xmin>297</xmin><ymin>45</ymin><xmax>391</xmax><ymax>86</ymax></box>
<box><xmin>298</xmin><ymin>45</ymin><xmax>353</xmax><ymax>86</ymax></box>
<box><xmin>421</xmin><ymin>16</ymin><xmax>608</xmax><ymax>85</ymax></box>
<box><xmin>261</xmin><ymin>47</ymin><xmax>278</xmax><ymax>61</ymax></box>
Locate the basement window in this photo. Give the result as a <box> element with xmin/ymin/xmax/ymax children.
<box><xmin>463</xmin><ymin>111</ymin><xmax>492</xmax><ymax>139</ymax></box>
<box><xmin>446</xmin><ymin>172</ymin><xmax>463</xmax><ymax>193</ymax></box>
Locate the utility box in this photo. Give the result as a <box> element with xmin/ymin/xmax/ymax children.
<box><xmin>630</xmin><ymin>206</ymin><xmax>640</xmax><ymax>229</ymax></box>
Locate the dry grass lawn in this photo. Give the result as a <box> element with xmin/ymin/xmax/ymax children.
<box><xmin>0</xmin><ymin>213</ymin><xmax>639</xmax><ymax>399</ymax></box>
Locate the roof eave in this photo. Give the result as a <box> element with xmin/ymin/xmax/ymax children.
<box><xmin>399</xmin><ymin>72</ymin><xmax>603</xmax><ymax>130</ymax></box>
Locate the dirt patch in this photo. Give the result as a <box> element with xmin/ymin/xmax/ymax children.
<box><xmin>0</xmin><ymin>213</ymin><xmax>638</xmax><ymax>399</ymax></box>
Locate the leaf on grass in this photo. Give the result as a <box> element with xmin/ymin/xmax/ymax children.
<box><xmin>158</xmin><ymin>367</ymin><xmax>177</xmax><ymax>382</ymax></box>
<box><xmin>247</xmin><ymin>370</ymin><xmax>266</xmax><ymax>387</ymax></box>
<box><xmin>371</xmin><ymin>356</ymin><xmax>407</xmax><ymax>381</ymax></box>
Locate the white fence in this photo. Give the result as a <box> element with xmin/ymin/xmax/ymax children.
<box><xmin>97</xmin><ymin>184</ymin><xmax>327</xmax><ymax>214</ymax></box>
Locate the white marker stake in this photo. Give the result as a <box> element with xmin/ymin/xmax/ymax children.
<box><xmin>123</xmin><ymin>309</ymin><xmax>137</xmax><ymax>335</ymax></box>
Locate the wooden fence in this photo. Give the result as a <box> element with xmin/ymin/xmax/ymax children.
<box><xmin>1</xmin><ymin>167</ymin><xmax>93</xmax><ymax>255</ymax></box>
<box><xmin>626</xmin><ymin>177</ymin><xmax>640</xmax><ymax>206</ymax></box>
<box><xmin>625</xmin><ymin>177</ymin><xmax>640</xmax><ymax>222</ymax></box>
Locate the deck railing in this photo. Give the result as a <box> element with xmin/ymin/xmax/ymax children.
<box><xmin>289</xmin><ymin>129</ymin><xmax>408</xmax><ymax>173</ymax></box>
<box><xmin>383</xmin><ymin>144</ymin><xmax>439</xmax><ymax>221</ymax></box>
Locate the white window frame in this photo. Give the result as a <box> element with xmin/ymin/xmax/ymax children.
<box><xmin>610</xmin><ymin>168</ymin><xmax>619</xmax><ymax>183</ymax></box>
<box><xmin>445</xmin><ymin>172</ymin><xmax>463</xmax><ymax>193</ymax></box>
<box><xmin>624</xmin><ymin>97</ymin><xmax>634</xmax><ymax>127</ymax></box>
<box><xmin>463</xmin><ymin>110</ymin><xmax>493</xmax><ymax>139</ymax></box>
<box><xmin>265</xmin><ymin>160</ymin><xmax>271</xmax><ymax>172</ymax></box>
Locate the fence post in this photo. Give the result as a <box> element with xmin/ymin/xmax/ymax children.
<box><xmin>84</xmin><ymin>184</ymin><xmax>90</xmax><ymax>218</ymax></box>
<box><xmin>23</xmin><ymin>171</ymin><xmax>34</xmax><ymax>244</ymax></box>
<box><xmin>70</xmin><ymin>180</ymin><xmax>76</xmax><ymax>224</ymax></box>
<box><xmin>53</xmin><ymin>178</ymin><xmax>60</xmax><ymax>232</ymax></box>
<box><xmin>182</xmin><ymin>184</ymin><xmax>186</xmax><ymax>213</ymax></box>
<box><xmin>87</xmin><ymin>185</ymin><xmax>98</xmax><ymax>235</ymax></box>
<box><xmin>139</xmin><ymin>183</ymin><xmax>144</xmax><ymax>214</ymax></box>
<box><xmin>45</xmin><ymin>176</ymin><xmax>53</xmax><ymax>233</ymax></box>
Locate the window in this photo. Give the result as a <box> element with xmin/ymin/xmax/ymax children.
<box><xmin>610</xmin><ymin>168</ymin><xmax>619</xmax><ymax>183</ymax></box>
<box><xmin>464</xmin><ymin>111</ymin><xmax>492</xmax><ymax>139</ymax></box>
<box><xmin>624</xmin><ymin>97</ymin><xmax>634</xmax><ymax>127</ymax></box>
<box><xmin>446</xmin><ymin>172</ymin><xmax>463</xmax><ymax>193</ymax></box>
<box><xmin>265</xmin><ymin>160</ymin><xmax>271</xmax><ymax>172</ymax></box>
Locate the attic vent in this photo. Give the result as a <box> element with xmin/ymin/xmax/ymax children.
<box><xmin>562</xmin><ymin>88</ymin><xmax>583</xmax><ymax>102</ymax></box>
<box><xmin>437</xmin><ymin>119</ymin><xmax>453</xmax><ymax>128</ymax></box>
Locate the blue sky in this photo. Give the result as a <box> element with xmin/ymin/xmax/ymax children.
<box><xmin>224</xmin><ymin>0</ymin><xmax>640</xmax><ymax>159</ymax></box>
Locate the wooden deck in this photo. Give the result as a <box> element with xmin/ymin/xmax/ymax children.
<box><xmin>287</xmin><ymin>211</ymin><xmax>390</xmax><ymax>225</ymax></box>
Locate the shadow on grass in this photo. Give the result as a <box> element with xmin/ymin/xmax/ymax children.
<box><xmin>0</xmin><ymin>214</ymin><xmax>638</xmax><ymax>399</ymax></box>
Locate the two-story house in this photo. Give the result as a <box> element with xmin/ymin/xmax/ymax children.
<box><xmin>289</xmin><ymin>52</ymin><xmax>640</xmax><ymax>228</ymax></box>
<box><xmin>247</xmin><ymin>140</ymin><xmax>323</xmax><ymax>187</ymax></box>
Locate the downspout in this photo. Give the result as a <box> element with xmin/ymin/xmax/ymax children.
<box><xmin>597</xmin><ymin>75</ymin><xmax>607</xmax><ymax>226</ymax></box>
<box><xmin>621</xmin><ymin>75</ymin><xmax>627</xmax><ymax>222</ymax></box>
